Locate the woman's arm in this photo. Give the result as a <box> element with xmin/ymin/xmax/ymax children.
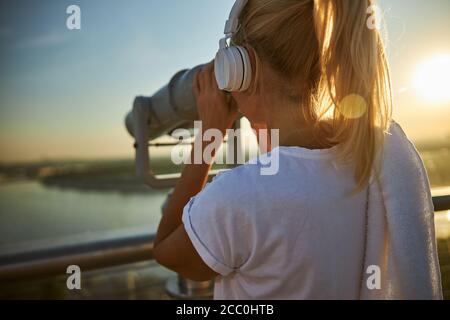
<box><xmin>153</xmin><ymin>139</ymin><xmax>213</xmax><ymax>246</ymax></box>
<box><xmin>153</xmin><ymin>61</ymin><xmax>238</xmax><ymax>281</ymax></box>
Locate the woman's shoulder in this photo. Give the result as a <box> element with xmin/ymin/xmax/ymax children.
<box><xmin>186</xmin><ymin>164</ymin><xmax>261</xmax><ymax>223</ymax></box>
<box><xmin>197</xmin><ymin>161</ymin><xmax>274</xmax><ymax>209</ymax></box>
<box><xmin>206</xmin><ymin>163</ymin><xmax>262</xmax><ymax>196</ymax></box>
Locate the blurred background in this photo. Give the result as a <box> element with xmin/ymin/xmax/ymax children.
<box><xmin>0</xmin><ymin>0</ymin><xmax>449</xmax><ymax>299</ymax></box>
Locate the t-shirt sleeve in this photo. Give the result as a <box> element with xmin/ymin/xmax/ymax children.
<box><xmin>182</xmin><ymin>176</ymin><xmax>251</xmax><ymax>276</ymax></box>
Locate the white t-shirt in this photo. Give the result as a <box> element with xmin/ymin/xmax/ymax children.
<box><xmin>182</xmin><ymin>145</ymin><xmax>368</xmax><ymax>299</ymax></box>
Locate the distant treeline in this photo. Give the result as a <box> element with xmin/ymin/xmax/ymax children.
<box><xmin>0</xmin><ymin>141</ymin><xmax>449</xmax><ymax>190</ymax></box>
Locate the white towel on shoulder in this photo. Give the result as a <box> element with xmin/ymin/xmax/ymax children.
<box><xmin>360</xmin><ymin>121</ymin><xmax>443</xmax><ymax>299</ymax></box>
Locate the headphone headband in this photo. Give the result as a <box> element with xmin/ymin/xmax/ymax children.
<box><xmin>224</xmin><ymin>0</ymin><xmax>248</xmax><ymax>35</ymax></box>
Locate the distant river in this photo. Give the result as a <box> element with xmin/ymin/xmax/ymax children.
<box><xmin>0</xmin><ymin>181</ymin><xmax>168</xmax><ymax>252</ymax></box>
<box><xmin>1</xmin><ymin>180</ymin><xmax>449</xmax><ymax>255</ymax></box>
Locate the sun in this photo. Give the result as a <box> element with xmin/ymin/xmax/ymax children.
<box><xmin>413</xmin><ymin>54</ymin><xmax>450</xmax><ymax>104</ymax></box>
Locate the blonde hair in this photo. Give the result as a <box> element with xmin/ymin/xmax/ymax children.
<box><xmin>234</xmin><ymin>0</ymin><xmax>392</xmax><ymax>191</ymax></box>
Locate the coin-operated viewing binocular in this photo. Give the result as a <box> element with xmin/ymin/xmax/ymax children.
<box><xmin>125</xmin><ymin>65</ymin><xmax>210</xmax><ymax>188</ymax></box>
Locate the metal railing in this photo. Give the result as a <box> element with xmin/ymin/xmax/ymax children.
<box><xmin>1</xmin><ymin>195</ymin><xmax>449</xmax><ymax>295</ymax></box>
<box><xmin>0</xmin><ymin>233</ymin><xmax>155</xmax><ymax>283</ymax></box>
<box><xmin>433</xmin><ymin>195</ymin><xmax>450</xmax><ymax>212</ymax></box>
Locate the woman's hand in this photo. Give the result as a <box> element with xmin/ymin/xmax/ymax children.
<box><xmin>194</xmin><ymin>61</ymin><xmax>238</xmax><ymax>134</ymax></box>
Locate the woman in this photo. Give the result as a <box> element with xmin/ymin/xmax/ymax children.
<box><xmin>153</xmin><ymin>0</ymin><xmax>442</xmax><ymax>299</ymax></box>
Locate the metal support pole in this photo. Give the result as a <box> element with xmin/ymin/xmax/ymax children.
<box><xmin>166</xmin><ymin>277</ymin><xmax>214</xmax><ymax>300</ymax></box>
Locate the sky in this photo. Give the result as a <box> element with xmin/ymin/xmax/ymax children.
<box><xmin>0</xmin><ymin>0</ymin><xmax>449</xmax><ymax>163</ymax></box>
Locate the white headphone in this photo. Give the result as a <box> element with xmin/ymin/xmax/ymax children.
<box><xmin>214</xmin><ymin>0</ymin><xmax>252</xmax><ymax>92</ymax></box>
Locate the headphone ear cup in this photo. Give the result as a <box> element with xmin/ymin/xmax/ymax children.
<box><xmin>214</xmin><ymin>48</ymin><xmax>231</xmax><ymax>91</ymax></box>
<box><xmin>214</xmin><ymin>46</ymin><xmax>252</xmax><ymax>92</ymax></box>
<box><xmin>235</xmin><ymin>46</ymin><xmax>252</xmax><ymax>92</ymax></box>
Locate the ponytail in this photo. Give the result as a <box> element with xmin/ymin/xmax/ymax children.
<box><xmin>314</xmin><ymin>0</ymin><xmax>392</xmax><ymax>190</ymax></box>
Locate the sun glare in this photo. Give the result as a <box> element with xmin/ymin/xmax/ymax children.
<box><xmin>413</xmin><ymin>55</ymin><xmax>450</xmax><ymax>104</ymax></box>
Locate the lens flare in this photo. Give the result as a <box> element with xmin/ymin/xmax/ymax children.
<box><xmin>338</xmin><ymin>94</ymin><xmax>368</xmax><ymax>119</ymax></box>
